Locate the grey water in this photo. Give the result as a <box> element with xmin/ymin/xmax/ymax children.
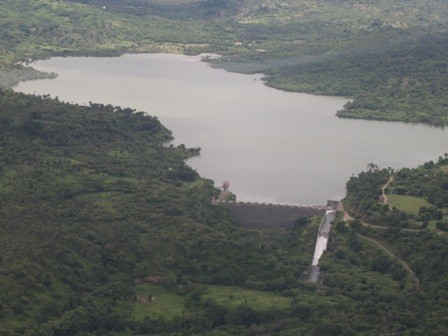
<box><xmin>15</xmin><ymin>54</ymin><xmax>448</xmax><ymax>205</ymax></box>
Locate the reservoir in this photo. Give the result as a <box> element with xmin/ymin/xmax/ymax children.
<box><xmin>15</xmin><ymin>54</ymin><xmax>448</xmax><ymax>205</ymax></box>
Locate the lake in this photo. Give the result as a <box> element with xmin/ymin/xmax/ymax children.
<box><xmin>15</xmin><ymin>54</ymin><xmax>448</xmax><ymax>205</ymax></box>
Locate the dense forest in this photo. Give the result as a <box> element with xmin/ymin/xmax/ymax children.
<box><xmin>1</xmin><ymin>0</ymin><xmax>448</xmax><ymax>335</ymax></box>
<box><xmin>0</xmin><ymin>90</ymin><xmax>319</xmax><ymax>334</ymax></box>
<box><xmin>2</xmin><ymin>89</ymin><xmax>448</xmax><ymax>335</ymax></box>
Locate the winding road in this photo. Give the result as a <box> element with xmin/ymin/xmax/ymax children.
<box><xmin>357</xmin><ymin>233</ymin><xmax>420</xmax><ymax>287</ymax></box>
<box><xmin>380</xmin><ymin>176</ymin><xmax>394</xmax><ymax>208</ymax></box>
<box><xmin>339</xmin><ymin>200</ymin><xmax>420</xmax><ymax>287</ymax></box>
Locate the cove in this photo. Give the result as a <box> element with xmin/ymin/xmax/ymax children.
<box><xmin>15</xmin><ymin>54</ymin><xmax>448</xmax><ymax>205</ymax></box>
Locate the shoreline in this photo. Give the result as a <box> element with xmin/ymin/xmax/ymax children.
<box><xmin>13</xmin><ymin>53</ymin><xmax>448</xmax><ymax>206</ymax></box>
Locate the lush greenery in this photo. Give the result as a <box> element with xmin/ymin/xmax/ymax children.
<box><xmin>265</xmin><ymin>31</ymin><xmax>448</xmax><ymax>125</ymax></box>
<box><xmin>132</xmin><ymin>283</ymin><xmax>292</xmax><ymax>322</ymax></box>
<box><xmin>0</xmin><ymin>90</ymin><xmax>316</xmax><ymax>334</ymax></box>
<box><xmin>1</xmin><ymin>0</ymin><xmax>448</xmax><ymax>335</ymax></box>
<box><xmin>202</xmin><ymin>285</ymin><xmax>291</xmax><ymax>311</ymax></box>
<box><xmin>387</xmin><ymin>194</ymin><xmax>432</xmax><ymax>216</ymax></box>
<box><xmin>341</xmin><ymin>159</ymin><xmax>448</xmax><ymax>331</ymax></box>
<box><xmin>392</xmin><ymin>157</ymin><xmax>448</xmax><ymax>209</ymax></box>
<box><xmin>2</xmin><ymin>89</ymin><xmax>447</xmax><ymax>334</ymax></box>
<box><xmin>133</xmin><ymin>284</ymin><xmax>186</xmax><ymax>321</ymax></box>
<box><xmin>209</xmin><ymin>1</ymin><xmax>448</xmax><ymax>126</ymax></box>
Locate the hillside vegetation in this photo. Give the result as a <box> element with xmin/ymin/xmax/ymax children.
<box><xmin>343</xmin><ymin>158</ymin><xmax>448</xmax><ymax>289</ymax></box>
<box><xmin>1</xmin><ymin>1</ymin><xmax>448</xmax><ymax>335</ymax></box>
<box><xmin>0</xmin><ymin>90</ymin><xmax>322</xmax><ymax>334</ymax></box>
<box><xmin>1</xmin><ymin>85</ymin><xmax>448</xmax><ymax>335</ymax></box>
<box><xmin>1</xmin><ymin>0</ymin><xmax>448</xmax><ymax>124</ymax></box>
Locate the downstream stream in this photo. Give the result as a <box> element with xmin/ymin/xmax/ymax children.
<box><xmin>15</xmin><ymin>53</ymin><xmax>448</xmax><ymax>205</ymax></box>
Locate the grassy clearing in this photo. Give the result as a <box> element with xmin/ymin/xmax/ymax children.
<box><xmin>100</xmin><ymin>174</ymin><xmax>139</xmax><ymax>185</ymax></box>
<box><xmin>78</xmin><ymin>191</ymin><xmax>116</xmax><ymax>200</ymax></box>
<box><xmin>4</xmin><ymin>169</ymin><xmax>18</xmax><ymax>179</ymax></box>
<box><xmin>58</xmin><ymin>174</ymin><xmax>78</xmax><ymax>184</ymax></box>
<box><xmin>388</xmin><ymin>194</ymin><xmax>431</xmax><ymax>215</ymax></box>
<box><xmin>39</xmin><ymin>154</ymin><xmax>83</xmax><ymax>165</ymax></box>
<box><xmin>132</xmin><ymin>284</ymin><xmax>186</xmax><ymax>321</ymax></box>
<box><xmin>203</xmin><ymin>285</ymin><xmax>291</xmax><ymax>311</ymax></box>
<box><xmin>131</xmin><ymin>284</ymin><xmax>292</xmax><ymax>322</ymax></box>
<box><xmin>107</xmin><ymin>149</ymin><xmax>130</xmax><ymax>158</ymax></box>
<box><xmin>439</xmin><ymin>166</ymin><xmax>448</xmax><ymax>173</ymax></box>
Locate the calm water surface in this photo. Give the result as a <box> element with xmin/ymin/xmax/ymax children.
<box><xmin>15</xmin><ymin>54</ymin><xmax>448</xmax><ymax>205</ymax></box>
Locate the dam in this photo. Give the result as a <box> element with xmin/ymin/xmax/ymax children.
<box><xmin>224</xmin><ymin>202</ymin><xmax>325</xmax><ymax>229</ymax></box>
<box><xmin>219</xmin><ymin>195</ymin><xmax>338</xmax><ymax>283</ymax></box>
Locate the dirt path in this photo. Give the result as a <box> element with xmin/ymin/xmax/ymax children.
<box><xmin>340</xmin><ymin>201</ymin><xmax>421</xmax><ymax>233</ymax></box>
<box><xmin>338</xmin><ymin>202</ymin><xmax>353</xmax><ymax>221</ymax></box>
<box><xmin>357</xmin><ymin>233</ymin><xmax>420</xmax><ymax>288</ymax></box>
<box><xmin>380</xmin><ymin>176</ymin><xmax>394</xmax><ymax>208</ymax></box>
<box><xmin>360</xmin><ymin>221</ymin><xmax>421</xmax><ymax>233</ymax></box>
<box><xmin>336</xmin><ymin>202</ymin><xmax>421</xmax><ymax>288</ymax></box>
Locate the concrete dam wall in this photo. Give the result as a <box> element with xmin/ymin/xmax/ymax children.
<box><xmin>224</xmin><ymin>202</ymin><xmax>325</xmax><ymax>229</ymax></box>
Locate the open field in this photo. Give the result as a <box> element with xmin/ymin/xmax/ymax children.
<box><xmin>132</xmin><ymin>283</ymin><xmax>292</xmax><ymax>321</ymax></box>
<box><xmin>132</xmin><ymin>284</ymin><xmax>186</xmax><ymax>321</ymax></box>
<box><xmin>203</xmin><ymin>285</ymin><xmax>291</xmax><ymax>311</ymax></box>
<box><xmin>387</xmin><ymin>194</ymin><xmax>431</xmax><ymax>215</ymax></box>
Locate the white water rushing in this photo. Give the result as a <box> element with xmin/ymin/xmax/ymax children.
<box><xmin>312</xmin><ymin>235</ymin><xmax>329</xmax><ymax>266</ymax></box>
<box><xmin>311</xmin><ymin>210</ymin><xmax>335</xmax><ymax>266</ymax></box>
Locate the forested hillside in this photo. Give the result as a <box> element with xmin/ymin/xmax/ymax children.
<box><xmin>0</xmin><ymin>90</ymin><xmax>319</xmax><ymax>334</ymax></box>
<box><xmin>343</xmin><ymin>158</ymin><xmax>448</xmax><ymax>295</ymax></box>
<box><xmin>1</xmin><ymin>0</ymin><xmax>448</xmax><ymax>335</ymax></box>
<box><xmin>2</xmin><ymin>90</ymin><xmax>447</xmax><ymax>335</ymax></box>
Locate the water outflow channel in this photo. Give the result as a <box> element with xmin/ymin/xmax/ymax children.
<box><xmin>308</xmin><ymin>208</ymin><xmax>336</xmax><ymax>282</ymax></box>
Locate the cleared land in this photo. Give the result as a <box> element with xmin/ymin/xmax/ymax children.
<box><xmin>132</xmin><ymin>284</ymin><xmax>186</xmax><ymax>321</ymax></box>
<box><xmin>132</xmin><ymin>284</ymin><xmax>291</xmax><ymax>321</ymax></box>
<box><xmin>387</xmin><ymin>194</ymin><xmax>431</xmax><ymax>215</ymax></box>
<box><xmin>203</xmin><ymin>285</ymin><xmax>291</xmax><ymax>311</ymax></box>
